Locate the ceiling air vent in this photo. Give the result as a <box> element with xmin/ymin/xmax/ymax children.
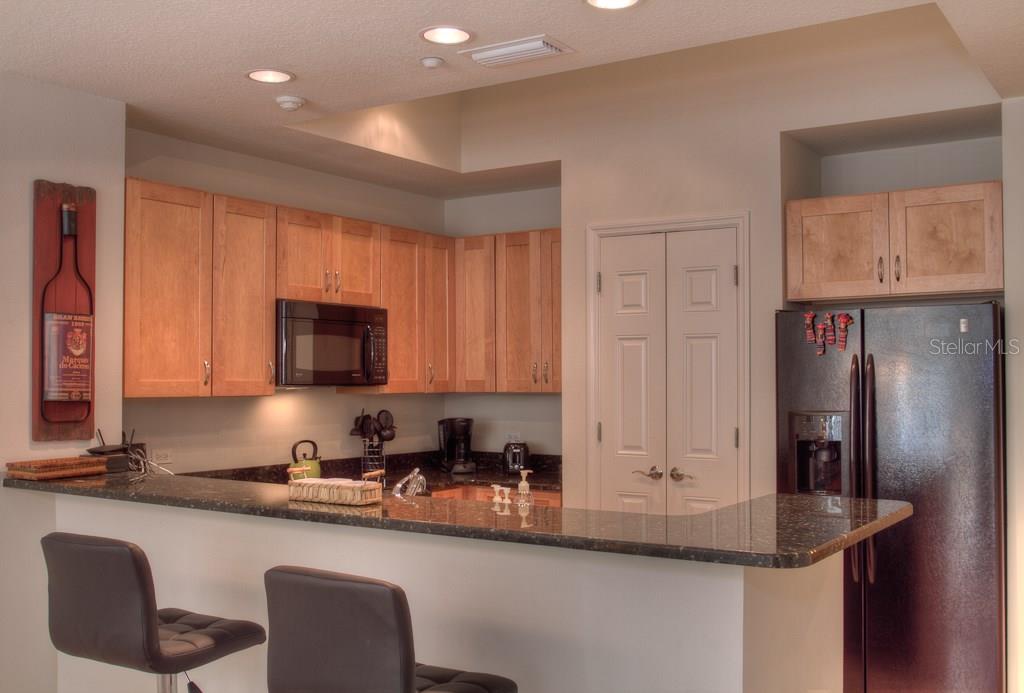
<box><xmin>459</xmin><ymin>35</ymin><xmax>573</xmax><ymax>68</ymax></box>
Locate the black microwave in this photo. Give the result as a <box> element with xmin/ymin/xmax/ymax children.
<box><xmin>277</xmin><ymin>300</ymin><xmax>387</xmax><ymax>387</ymax></box>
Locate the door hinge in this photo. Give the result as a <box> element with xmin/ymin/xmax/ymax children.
<box><xmin>596</xmin><ymin>271</ymin><xmax>602</xmax><ymax>294</ymax></box>
<box><xmin>597</xmin><ymin>421</ymin><xmax>603</xmax><ymax>442</ymax></box>
<box><xmin>734</xmin><ymin>427</ymin><xmax>740</xmax><ymax>448</ymax></box>
<box><xmin>733</xmin><ymin>265</ymin><xmax>739</xmax><ymax>286</ymax></box>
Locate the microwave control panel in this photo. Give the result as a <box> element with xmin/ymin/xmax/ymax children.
<box><xmin>370</xmin><ymin>324</ymin><xmax>388</xmax><ymax>383</ymax></box>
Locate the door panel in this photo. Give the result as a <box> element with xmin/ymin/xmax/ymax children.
<box><xmin>541</xmin><ymin>228</ymin><xmax>562</xmax><ymax>392</ymax></box>
<box><xmin>335</xmin><ymin>217</ymin><xmax>381</xmax><ymax>306</ymax></box>
<box><xmin>598</xmin><ymin>233</ymin><xmax>667</xmax><ymax>514</ymax></box>
<box><xmin>424</xmin><ymin>233</ymin><xmax>456</xmax><ymax>392</ymax></box>
<box><xmin>455</xmin><ymin>236</ymin><xmax>496</xmax><ymax>392</ymax></box>
<box><xmin>276</xmin><ymin>207</ymin><xmax>330</xmax><ymax>302</ymax></box>
<box><xmin>864</xmin><ymin>304</ymin><xmax>1002</xmax><ymax>693</ymax></box>
<box><xmin>890</xmin><ymin>181</ymin><xmax>1002</xmax><ymax>294</ymax></box>
<box><xmin>124</xmin><ymin>179</ymin><xmax>212</xmax><ymax>397</ymax></box>
<box><xmin>786</xmin><ymin>193</ymin><xmax>889</xmax><ymax>300</ymax></box>
<box><xmin>496</xmin><ymin>231</ymin><xmax>543</xmax><ymax>392</ymax></box>
<box><xmin>211</xmin><ymin>195</ymin><xmax>276</xmax><ymax>396</ymax></box>
<box><xmin>379</xmin><ymin>226</ymin><xmax>426</xmax><ymax>393</ymax></box>
<box><xmin>666</xmin><ymin>228</ymin><xmax>739</xmax><ymax>514</ymax></box>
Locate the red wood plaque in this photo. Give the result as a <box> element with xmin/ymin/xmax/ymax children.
<box><xmin>33</xmin><ymin>180</ymin><xmax>96</xmax><ymax>441</ymax></box>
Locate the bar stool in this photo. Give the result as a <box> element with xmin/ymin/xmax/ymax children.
<box><xmin>264</xmin><ymin>566</ymin><xmax>518</xmax><ymax>693</ymax></box>
<box><xmin>40</xmin><ymin>532</ymin><xmax>266</xmax><ymax>693</ymax></box>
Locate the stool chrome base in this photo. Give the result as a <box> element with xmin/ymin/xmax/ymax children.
<box><xmin>157</xmin><ymin>673</ymin><xmax>177</xmax><ymax>693</ymax></box>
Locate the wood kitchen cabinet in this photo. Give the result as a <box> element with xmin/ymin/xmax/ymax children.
<box><xmin>455</xmin><ymin>235</ymin><xmax>496</xmax><ymax>392</ymax></box>
<box><xmin>540</xmin><ymin>228</ymin><xmax>562</xmax><ymax>392</ymax></box>
<box><xmin>786</xmin><ymin>182</ymin><xmax>1003</xmax><ymax>301</ymax></box>
<box><xmin>379</xmin><ymin>226</ymin><xmax>426</xmax><ymax>393</ymax></box>
<box><xmin>125</xmin><ymin>180</ymin><xmax>276</xmax><ymax>398</ymax></box>
<box><xmin>124</xmin><ymin>179</ymin><xmax>213</xmax><ymax>397</ymax></box>
<box><xmin>211</xmin><ymin>195</ymin><xmax>276</xmax><ymax>396</ymax></box>
<box><xmin>331</xmin><ymin>216</ymin><xmax>381</xmax><ymax>306</ymax></box>
<box><xmin>786</xmin><ymin>193</ymin><xmax>890</xmax><ymax>301</ymax></box>
<box><xmin>275</xmin><ymin>206</ymin><xmax>331</xmax><ymax>302</ymax></box>
<box><xmin>496</xmin><ymin>231</ymin><xmax>543</xmax><ymax>392</ymax></box>
<box><xmin>889</xmin><ymin>182</ymin><xmax>1003</xmax><ymax>295</ymax></box>
<box><xmin>423</xmin><ymin>233</ymin><xmax>456</xmax><ymax>393</ymax></box>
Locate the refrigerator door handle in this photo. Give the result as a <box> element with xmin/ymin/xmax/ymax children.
<box><xmin>865</xmin><ymin>353</ymin><xmax>878</xmax><ymax>585</ymax></box>
<box><xmin>849</xmin><ymin>354</ymin><xmax>861</xmax><ymax>583</ymax></box>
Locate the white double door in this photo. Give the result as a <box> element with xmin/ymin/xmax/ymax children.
<box><xmin>598</xmin><ymin>228</ymin><xmax>741</xmax><ymax>515</ymax></box>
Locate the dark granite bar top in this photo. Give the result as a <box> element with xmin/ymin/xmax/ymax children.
<box><xmin>2</xmin><ymin>472</ymin><xmax>911</xmax><ymax>568</ymax></box>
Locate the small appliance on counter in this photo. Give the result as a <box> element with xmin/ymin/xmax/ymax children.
<box><xmin>503</xmin><ymin>436</ymin><xmax>530</xmax><ymax>474</ymax></box>
<box><xmin>289</xmin><ymin>439</ymin><xmax>322</xmax><ymax>479</ymax></box>
<box><xmin>438</xmin><ymin>418</ymin><xmax>474</xmax><ymax>474</ymax></box>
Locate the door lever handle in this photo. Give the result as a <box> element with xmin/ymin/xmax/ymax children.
<box><xmin>632</xmin><ymin>466</ymin><xmax>664</xmax><ymax>480</ymax></box>
<box><xmin>669</xmin><ymin>467</ymin><xmax>694</xmax><ymax>482</ymax></box>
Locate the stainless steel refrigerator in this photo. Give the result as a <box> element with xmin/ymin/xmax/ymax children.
<box><xmin>776</xmin><ymin>303</ymin><xmax>1004</xmax><ymax>692</ymax></box>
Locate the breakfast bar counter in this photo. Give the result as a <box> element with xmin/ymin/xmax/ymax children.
<box><xmin>4</xmin><ymin>472</ymin><xmax>911</xmax><ymax>693</ymax></box>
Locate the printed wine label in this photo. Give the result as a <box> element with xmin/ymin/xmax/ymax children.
<box><xmin>43</xmin><ymin>313</ymin><xmax>93</xmax><ymax>402</ymax></box>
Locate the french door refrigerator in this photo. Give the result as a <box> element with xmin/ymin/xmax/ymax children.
<box><xmin>776</xmin><ymin>303</ymin><xmax>1004</xmax><ymax>692</ymax></box>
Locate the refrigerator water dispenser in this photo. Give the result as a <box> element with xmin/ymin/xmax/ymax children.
<box><xmin>789</xmin><ymin>412</ymin><xmax>845</xmax><ymax>495</ymax></box>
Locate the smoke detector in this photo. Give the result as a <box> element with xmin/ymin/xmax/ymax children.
<box><xmin>275</xmin><ymin>95</ymin><xmax>306</xmax><ymax>112</ymax></box>
<box><xmin>459</xmin><ymin>34</ymin><xmax>573</xmax><ymax>68</ymax></box>
<box><xmin>420</xmin><ymin>56</ymin><xmax>446</xmax><ymax>69</ymax></box>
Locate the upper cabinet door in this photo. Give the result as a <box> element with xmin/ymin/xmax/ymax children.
<box><xmin>455</xmin><ymin>236</ymin><xmax>496</xmax><ymax>392</ymax></box>
<box><xmin>212</xmin><ymin>195</ymin><xmax>276</xmax><ymax>396</ymax></box>
<box><xmin>496</xmin><ymin>231</ymin><xmax>543</xmax><ymax>392</ymax></box>
<box><xmin>423</xmin><ymin>233</ymin><xmax>456</xmax><ymax>393</ymax></box>
<box><xmin>124</xmin><ymin>178</ymin><xmax>213</xmax><ymax>397</ymax></box>
<box><xmin>786</xmin><ymin>193</ymin><xmax>890</xmax><ymax>301</ymax></box>
<box><xmin>276</xmin><ymin>206</ymin><xmax>331</xmax><ymax>302</ymax></box>
<box><xmin>541</xmin><ymin>228</ymin><xmax>562</xmax><ymax>393</ymax></box>
<box><xmin>380</xmin><ymin>226</ymin><xmax>426</xmax><ymax>393</ymax></box>
<box><xmin>889</xmin><ymin>182</ymin><xmax>1003</xmax><ymax>295</ymax></box>
<box><xmin>333</xmin><ymin>217</ymin><xmax>381</xmax><ymax>306</ymax></box>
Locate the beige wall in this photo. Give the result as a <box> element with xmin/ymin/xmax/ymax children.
<box><xmin>1002</xmin><ymin>96</ymin><xmax>1023</xmax><ymax>692</ymax></box>
<box><xmin>0</xmin><ymin>72</ymin><xmax>126</xmax><ymax>692</ymax></box>
<box><xmin>456</xmin><ymin>7</ymin><xmax>1001</xmax><ymax>508</ymax></box>
<box><xmin>820</xmin><ymin>135</ymin><xmax>1003</xmax><ymax>195</ymax></box>
<box><xmin>444</xmin><ymin>186</ymin><xmax>561</xmax><ymax>235</ymax></box>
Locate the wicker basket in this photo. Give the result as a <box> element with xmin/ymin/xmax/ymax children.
<box><xmin>287</xmin><ymin>478</ymin><xmax>383</xmax><ymax>506</ymax></box>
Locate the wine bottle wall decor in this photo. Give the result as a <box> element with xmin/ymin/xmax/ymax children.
<box><xmin>33</xmin><ymin>180</ymin><xmax>97</xmax><ymax>441</ymax></box>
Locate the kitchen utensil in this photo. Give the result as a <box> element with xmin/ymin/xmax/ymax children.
<box><xmin>377</xmin><ymin>409</ymin><xmax>394</xmax><ymax>429</ymax></box>
<box><xmin>378</xmin><ymin>427</ymin><xmax>396</xmax><ymax>442</ymax></box>
<box><xmin>5</xmin><ymin>456</ymin><xmax>108</xmax><ymax>481</ymax></box>
<box><xmin>289</xmin><ymin>439</ymin><xmax>321</xmax><ymax>478</ymax></box>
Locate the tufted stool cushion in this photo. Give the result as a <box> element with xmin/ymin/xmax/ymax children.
<box><xmin>415</xmin><ymin>664</ymin><xmax>518</xmax><ymax>693</ymax></box>
<box><xmin>40</xmin><ymin>532</ymin><xmax>266</xmax><ymax>676</ymax></box>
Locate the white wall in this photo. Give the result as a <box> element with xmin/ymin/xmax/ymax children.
<box><xmin>1002</xmin><ymin>96</ymin><xmax>1024</xmax><ymax>693</ymax></box>
<box><xmin>820</xmin><ymin>136</ymin><xmax>1003</xmax><ymax>195</ymax></box>
<box><xmin>444</xmin><ymin>186</ymin><xmax>561</xmax><ymax>236</ymax></box>
<box><xmin>443</xmin><ymin>394</ymin><xmax>562</xmax><ymax>455</ymax></box>
<box><xmin>0</xmin><ymin>72</ymin><xmax>126</xmax><ymax>693</ymax></box>
<box><xmin>455</xmin><ymin>6</ymin><xmax>1001</xmax><ymax>508</ymax></box>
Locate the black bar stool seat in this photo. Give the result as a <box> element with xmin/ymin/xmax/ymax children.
<box><xmin>41</xmin><ymin>532</ymin><xmax>266</xmax><ymax>691</ymax></box>
<box><xmin>265</xmin><ymin>566</ymin><xmax>517</xmax><ymax>693</ymax></box>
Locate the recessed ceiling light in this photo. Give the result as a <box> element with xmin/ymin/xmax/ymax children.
<box><xmin>247</xmin><ymin>69</ymin><xmax>294</xmax><ymax>84</ymax></box>
<box><xmin>421</xmin><ymin>26</ymin><xmax>471</xmax><ymax>45</ymax></box>
<box><xmin>586</xmin><ymin>0</ymin><xmax>640</xmax><ymax>8</ymax></box>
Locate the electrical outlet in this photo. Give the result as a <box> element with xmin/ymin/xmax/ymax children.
<box><xmin>153</xmin><ymin>450</ymin><xmax>171</xmax><ymax>464</ymax></box>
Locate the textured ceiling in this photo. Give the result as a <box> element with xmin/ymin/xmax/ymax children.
<box><xmin>1</xmin><ymin>0</ymin><xmax>1019</xmax><ymax>196</ymax></box>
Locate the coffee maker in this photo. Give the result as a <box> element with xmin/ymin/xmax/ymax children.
<box><xmin>438</xmin><ymin>418</ymin><xmax>474</xmax><ymax>474</ymax></box>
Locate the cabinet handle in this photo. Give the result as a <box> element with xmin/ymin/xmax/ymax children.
<box><xmin>543</xmin><ymin>361</ymin><xmax>550</xmax><ymax>384</ymax></box>
<box><xmin>894</xmin><ymin>255</ymin><xmax>901</xmax><ymax>282</ymax></box>
<box><xmin>531</xmin><ymin>362</ymin><xmax>538</xmax><ymax>384</ymax></box>
<box><xmin>203</xmin><ymin>360</ymin><xmax>211</xmax><ymax>386</ymax></box>
<box><xmin>427</xmin><ymin>363</ymin><xmax>435</xmax><ymax>385</ymax></box>
<box><xmin>324</xmin><ymin>270</ymin><xmax>330</xmax><ymax>292</ymax></box>
<box><xmin>877</xmin><ymin>257</ymin><xmax>884</xmax><ymax>283</ymax></box>
<box><xmin>268</xmin><ymin>361</ymin><xmax>275</xmax><ymax>385</ymax></box>
<box><xmin>335</xmin><ymin>270</ymin><xmax>341</xmax><ymax>293</ymax></box>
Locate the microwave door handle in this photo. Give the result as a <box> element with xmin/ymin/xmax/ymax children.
<box><xmin>864</xmin><ymin>353</ymin><xmax>878</xmax><ymax>584</ymax></box>
<box><xmin>849</xmin><ymin>354</ymin><xmax>861</xmax><ymax>583</ymax></box>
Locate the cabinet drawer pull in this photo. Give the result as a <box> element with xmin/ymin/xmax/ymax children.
<box><xmin>877</xmin><ymin>257</ymin><xmax>884</xmax><ymax>283</ymax></box>
<box><xmin>532</xmin><ymin>362</ymin><xmax>538</xmax><ymax>384</ymax></box>
<box><xmin>894</xmin><ymin>255</ymin><xmax>901</xmax><ymax>282</ymax></box>
<box><xmin>428</xmin><ymin>363</ymin><xmax>435</xmax><ymax>385</ymax></box>
<box><xmin>203</xmin><ymin>360</ymin><xmax>211</xmax><ymax>386</ymax></box>
<box><xmin>543</xmin><ymin>361</ymin><xmax>549</xmax><ymax>384</ymax></box>
<box><xmin>268</xmin><ymin>361</ymin><xmax>275</xmax><ymax>385</ymax></box>
<box><xmin>324</xmin><ymin>270</ymin><xmax>330</xmax><ymax>292</ymax></box>
<box><xmin>335</xmin><ymin>270</ymin><xmax>341</xmax><ymax>293</ymax></box>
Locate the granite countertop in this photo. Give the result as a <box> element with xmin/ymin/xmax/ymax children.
<box><xmin>2</xmin><ymin>472</ymin><xmax>911</xmax><ymax>568</ymax></box>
